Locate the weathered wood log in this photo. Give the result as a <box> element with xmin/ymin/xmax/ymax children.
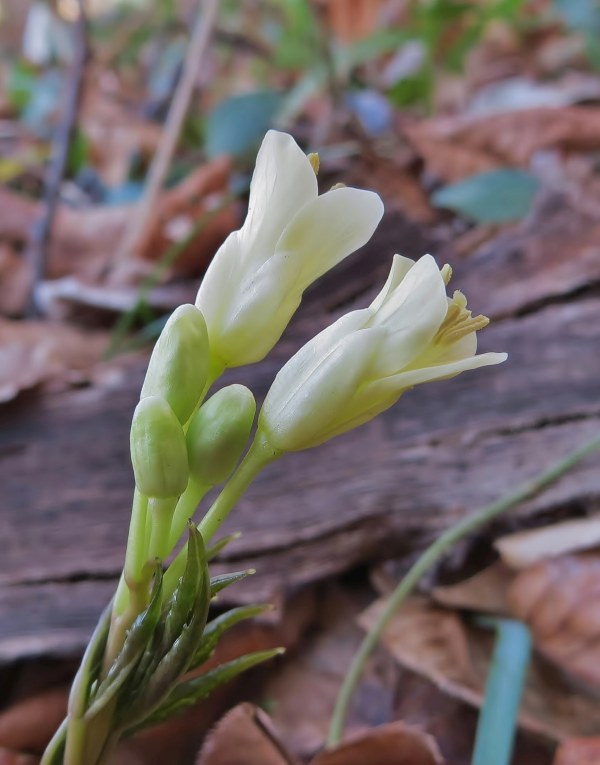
<box><xmin>1</xmin><ymin>210</ymin><xmax>599</xmax><ymax>661</ymax></box>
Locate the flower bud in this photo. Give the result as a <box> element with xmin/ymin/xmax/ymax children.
<box><xmin>130</xmin><ymin>396</ymin><xmax>189</xmax><ymax>498</ymax></box>
<box><xmin>187</xmin><ymin>384</ymin><xmax>256</xmax><ymax>486</ymax></box>
<box><xmin>141</xmin><ymin>304</ymin><xmax>210</xmax><ymax>425</ymax></box>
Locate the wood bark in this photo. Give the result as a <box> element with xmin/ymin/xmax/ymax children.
<box><xmin>1</xmin><ymin>208</ymin><xmax>599</xmax><ymax>661</ymax></box>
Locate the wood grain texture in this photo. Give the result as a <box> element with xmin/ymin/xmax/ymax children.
<box><xmin>1</xmin><ymin>212</ymin><xmax>599</xmax><ymax>661</ymax></box>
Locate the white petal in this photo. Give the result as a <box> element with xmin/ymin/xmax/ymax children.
<box><xmin>195</xmin><ymin>230</ymin><xmax>242</xmax><ymax>333</ymax></box>
<box><xmin>369</xmin><ymin>254</ymin><xmax>415</xmax><ymax>313</ymax></box>
<box><xmin>261</xmin><ymin>326</ymin><xmax>384</xmax><ymax>450</ymax></box>
<box><xmin>372</xmin><ymin>351</ymin><xmax>508</xmax><ymax>393</ymax></box>
<box><xmin>370</xmin><ymin>254</ymin><xmax>448</xmax><ymax>375</ymax></box>
<box><xmin>239</xmin><ymin>130</ymin><xmax>318</xmax><ymax>264</ymax></box>
<box><xmin>274</xmin><ymin>186</ymin><xmax>384</xmax><ymax>290</ymax></box>
<box><xmin>262</xmin><ymin>309</ymin><xmax>372</xmax><ymax>417</ymax></box>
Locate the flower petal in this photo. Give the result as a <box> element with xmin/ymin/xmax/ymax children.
<box><xmin>239</xmin><ymin>130</ymin><xmax>318</xmax><ymax>264</ymax></box>
<box><xmin>274</xmin><ymin>186</ymin><xmax>384</xmax><ymax>290</ymax></box>
<box><xmin>372</xmin><ymin>351</ymin><xmax>508</xmax><ymax>393</ymax></box>
<box><xmin>260</xmin><ymin>326</ymin><xmax>385</xmax><ymax>451</ymax></box>
<box><xmin>369</xmin><ymin>254</ymin><xmax>415</xmax><ymax>313</ymax></box>
<box><xmin>370</xmin><ymin>254</ymin><xmax>448</xmax><ymax>375</ymax></box>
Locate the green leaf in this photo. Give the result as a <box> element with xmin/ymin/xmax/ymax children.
<box><xmin>118</xmin><ymin>529</ymin><xmax>211</xmax><ymax>728</ymax></box>
<box><xmin>124</xmin><ymin>649</ymin><xmax>284</xmax><ymax>734</ymax></box>
<box><xmin>190</xmin><ymin>604</ymin><xmax>271</xmax><ymax>669</ymax></box>
<box><xmin>204</xmin><ymin>91</ymin><xmax>283</xmax><ymax>160</ymax></box>
<box><xmin>210</xmin><ymin>569</ymin><xmax>255</xmax><ymax>597</ymax></box>
<box><xmin>85</xmin><ymin>565</ymin><xmax>163</xmax><ymax>719</ymax></box>
<box><xmin>206</xmin><ymin>532</ymin><xmax>241</xmax><ymax>561</ymax></box>
<box><xmin>431</xmin><ymin>169</ymin><xmax>539</xmax><ymax>223</ymax></box>
<box><xmin>161</xmin><ymin>524</ymin><xmax>207</xmax><ymax>651</ymax></box>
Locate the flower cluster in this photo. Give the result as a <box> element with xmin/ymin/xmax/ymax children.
<box><xmin>45</xmin><ymin>130</ymin><xmax>506</xmax><ymax>765</ymax></box>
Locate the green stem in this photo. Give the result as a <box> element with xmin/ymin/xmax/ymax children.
<box><xmin>327</xmin><ymin>434</ymin><xmax>600</xmax><ymax>747</ymax></box>
<box><xmin>163</xmin><ymin>430</ymin><xmax>279</xmax><ymax>596</ymax></box>
<box><xmin>40</xmin><ymin>718</ymin><xmax>67</xmax><ymax>765</ymax></box>
<box><xmin>147</xmin><ymin>496</ymin><xmax>178</xmax><ymax>561</ymax></box>
<box><xmin>121</xmin><ymin>489</ymin><xmax>149</xmax><ymax>612</ymax></box>
<box><xmin>471</xmin><ymin>619</ymin><xmax>531</xmax><ymax>765</ymax></box>
<box><xmin>168</xmin><ymin>477</ymin><xmax>210</xmax><ymax>550</ymax></box>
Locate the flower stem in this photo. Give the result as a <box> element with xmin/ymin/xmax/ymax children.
<box><xmin>168</xmin><ymin>477</ymin><xmax>210</xmax><ymax>550</ymax></box>
<box><xmin>326</xmin><ymin>434</ymin><xmax>600</xmax><ymax>748</ymax></box>
<box><xmin>163</xmin><ymin>430</ymin><xmax>279</xmax><ymax>595</ymax></box>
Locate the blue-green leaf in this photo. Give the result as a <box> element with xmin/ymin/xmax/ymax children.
<box><xmin>204</xmin><ymin>91</ymin><xmax>283</xmax><ymax>159</ymax></box>
<box><xmin>431</xmin><ymin>169</ymin><xmax>539</xmax><ymax>223</ymax></box>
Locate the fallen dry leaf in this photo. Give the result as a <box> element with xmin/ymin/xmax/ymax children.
<box><xmin>432</xmin><ymin>562</ymin><xmax>514</xmax><ymax>616</ymax></box>
<box><xmin>321</xmin><ymin>0</ymin><xmax>388</xmax><ymax>43</ymax></box>
<box><xmin>311</xmin><ymin>721</ymin><xmax>444</xmax><ymax>765</ymax></box>
<box><xmin>0</xmin><ymin>319</ymin><xmax>107</xmax><ymax>402</ymax></box>
<box><xmin>196</xmin><ymin>704</ymin><xmax>297</xmax><ymax>765</ymax></box>
<box><xmin>262</xmin><ymin>584</ymin><xmax>398</xmax><ymax>760</ymax></box>
<box><xmin>0</xmin><ymin>687</ymin><xmax>67</xmax><ymax>754</ymax></box>
<box><xmin>0</xmin><ymin>158</ymin><xmax>236</xmax><ymax>286</ymax></box>
<box><xmin>496</xmin><ymin>518</ymin><xmax>600</xmax><ymax>569</ymax></box>
<box><xmin>508</xmin><ymin>555</ymin><xmax>600</xmax><ymax>692</ymax></box>
<box><xmin>554</xmin><ymin>737</ymin><xmax>600</xmax><ymax>765</ymax></box>
<box><xmin>360</xmin><ymin>596</ymin><xmax>600</xmax><ymax>742</ymax></box>
<box><xmin>402</xmin><ymin>107</ymin><xmax>600</xmax><ymax>183</ymax></box>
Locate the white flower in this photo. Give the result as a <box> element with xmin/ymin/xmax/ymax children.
<box><xmin>195</xmin><ymin>130</ymin><xmax>384</xmax><ymax>368</ymax></box>
<box><xmin>259</xmin><ymin>254</ymin><xmax>507</xmax><ymax>451</ymax></box>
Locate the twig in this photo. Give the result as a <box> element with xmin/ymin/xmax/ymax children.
<box><xmin>327</xmin><ymin>433</ymin><xmax>600</xmax><ymax>748</ymax></box>
<box><xmin>112</xmin><ymin>0</ymin><xmax>219</xmax><ymax>268</ymax></box>
<box><xmin>25</xmin><ymin>0</ymin><xmax>88</xmax><ymax>316</ymax></box>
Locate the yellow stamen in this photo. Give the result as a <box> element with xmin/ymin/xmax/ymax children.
<box><xmin>441</xmin><ymin>264</ymin><xmax>453</xmax><ymax>286</ymax></box>
<box><xmin>435</xmin><ymin>290</ymin><xmax>489</xmax><ymax>345</ymax></box>
<box><xmin>308</xmin><ymin>152</ymin><xmax>320</xmax><ymax>175</ymax></box>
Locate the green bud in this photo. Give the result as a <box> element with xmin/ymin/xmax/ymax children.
<box><xmin>130</xmin><ymin>397</ymin><xmax>189</xmax><ymax>498</ymax></box>
<box><xmin>141</xmin><ymin>304</ymin><xmax>210</xmax><ymax>425</ymax></box>
<box><xmin>187</xmin><ymin>384</ymin><xmax>255</xmax><ymax>486</ymax></box>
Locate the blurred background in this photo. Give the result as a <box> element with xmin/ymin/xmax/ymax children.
<box><xmin>0</xmin><ymin>2</ymin><xmax>600</xmax><ymax>764</ymax></box>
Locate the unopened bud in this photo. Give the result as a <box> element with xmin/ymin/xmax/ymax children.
<box><xmin>141</xmin><ymin>304</ymin><xmax>210</xmax><ymax>425</ymax></box>
<box><xmin>130</xmin><ymin>396</ymin><xmax>189</xmax><ymax>498</ymax></box>
<box><xmin>187</xmin><ymin>384</ymin><xmax>256</xmax><ymax>486</ymax></box>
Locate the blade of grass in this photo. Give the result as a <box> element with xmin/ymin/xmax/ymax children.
<box><xmin>471</xmin><ymin>618</ymin><xmax>531</xmax><ymax>765</ymax></box>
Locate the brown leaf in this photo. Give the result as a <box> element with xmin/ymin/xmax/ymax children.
<box><xmin>130</xmin><ymin>155</ymin><xmax>236</xmax><ymax>277</ymax></box>
<box><xmin>0</xmin><ymin>319</ymin><xmax>107</xmax><ymax>402</ymax></box>
<box><xmin>196</xmin><ymin>704</ymin><xmax>297</xmax><ymax>765</ymax></box>
<box><xmin>508</xmin><ymin>555</ymin><xmax>600</xmax><ymax>692</ymax></box>
<box><xmin>432</xmin><ymin>562</ymin><xmax>514</xmax><ymax>616</ymax></box>
<box><xmin>0</xmin><ymin>159</ymin><xmax>236</xmax><ymax>285</ymax></box>
<box><xmin>310</xmin><ymin>722</ymin><xmax>444</xmax><ymax>765</ymax></box>
<box><xmin>0</xmin><ymin>688</ymin><xmax>67</xmax><ymax>754</ymax></box>
<box><xmin>263</xmin><ymin>584</ymin><xmax>398</xmax><ymax>760</ymax></box>
<box><xmin>554</xmin><ymin>737</ymin><xmax>600</xmax><ymax>765</ymax></box>
<box><xmin>322</xmin><ymin>0</ymin><xmax>387</xmax><ymax>43</ymax></box>
<box><xmin>496</xmin><ymin>518</ymin><xmax>600</xmax><ymax>570</ymax></box>
<box><xmin>402</xmin><ymin>107</ymin><xmax>600</xmax><ymax>183</ymax></box>
<box><xmin>361</xmin><ymin>595</ymin><xmax>600</xmax><ymax>741</ymax></box>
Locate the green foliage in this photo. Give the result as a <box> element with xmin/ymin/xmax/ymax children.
<box><xmin>204</xmin><ymin>90</ymin><xmax>283</xmax><ymax>159</ymax></box>
<box><xmin>431</xmin><ymin>169</ymin><xmax>539</xmax><ymax>223</ymax></box>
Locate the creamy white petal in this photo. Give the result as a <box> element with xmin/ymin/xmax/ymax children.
<box><xmin>369</xmin><ymin>254</ymin><xmax>415</xmax><ymax>313</ymax></box>
<box><xmin>239</xmin><ymin>130</ymin><xmax>318</xmax><ymax>264</ymax></box>
<box><xmin>261</xmin><ymin>309</ymin><xmax>373</xmax><ymax>417</ymax></box>
<box><xmin>274</xmin><ymin>186</ymin><xmax>384</xmax><ymax>290</ymax></box>
<box><xmin>370</xmin><ymin>255</ymin><xmax>448</xmax><ymax>375</ymax></box>
<box><xmin>261</xmin><ymin>327</ymin><xmax>385</xmax><ymax>450</ymax></box>
<box><xmin>371</xmin><ymin>351</ymin><xmax>508</xmax><ymax>393</ymax></box>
